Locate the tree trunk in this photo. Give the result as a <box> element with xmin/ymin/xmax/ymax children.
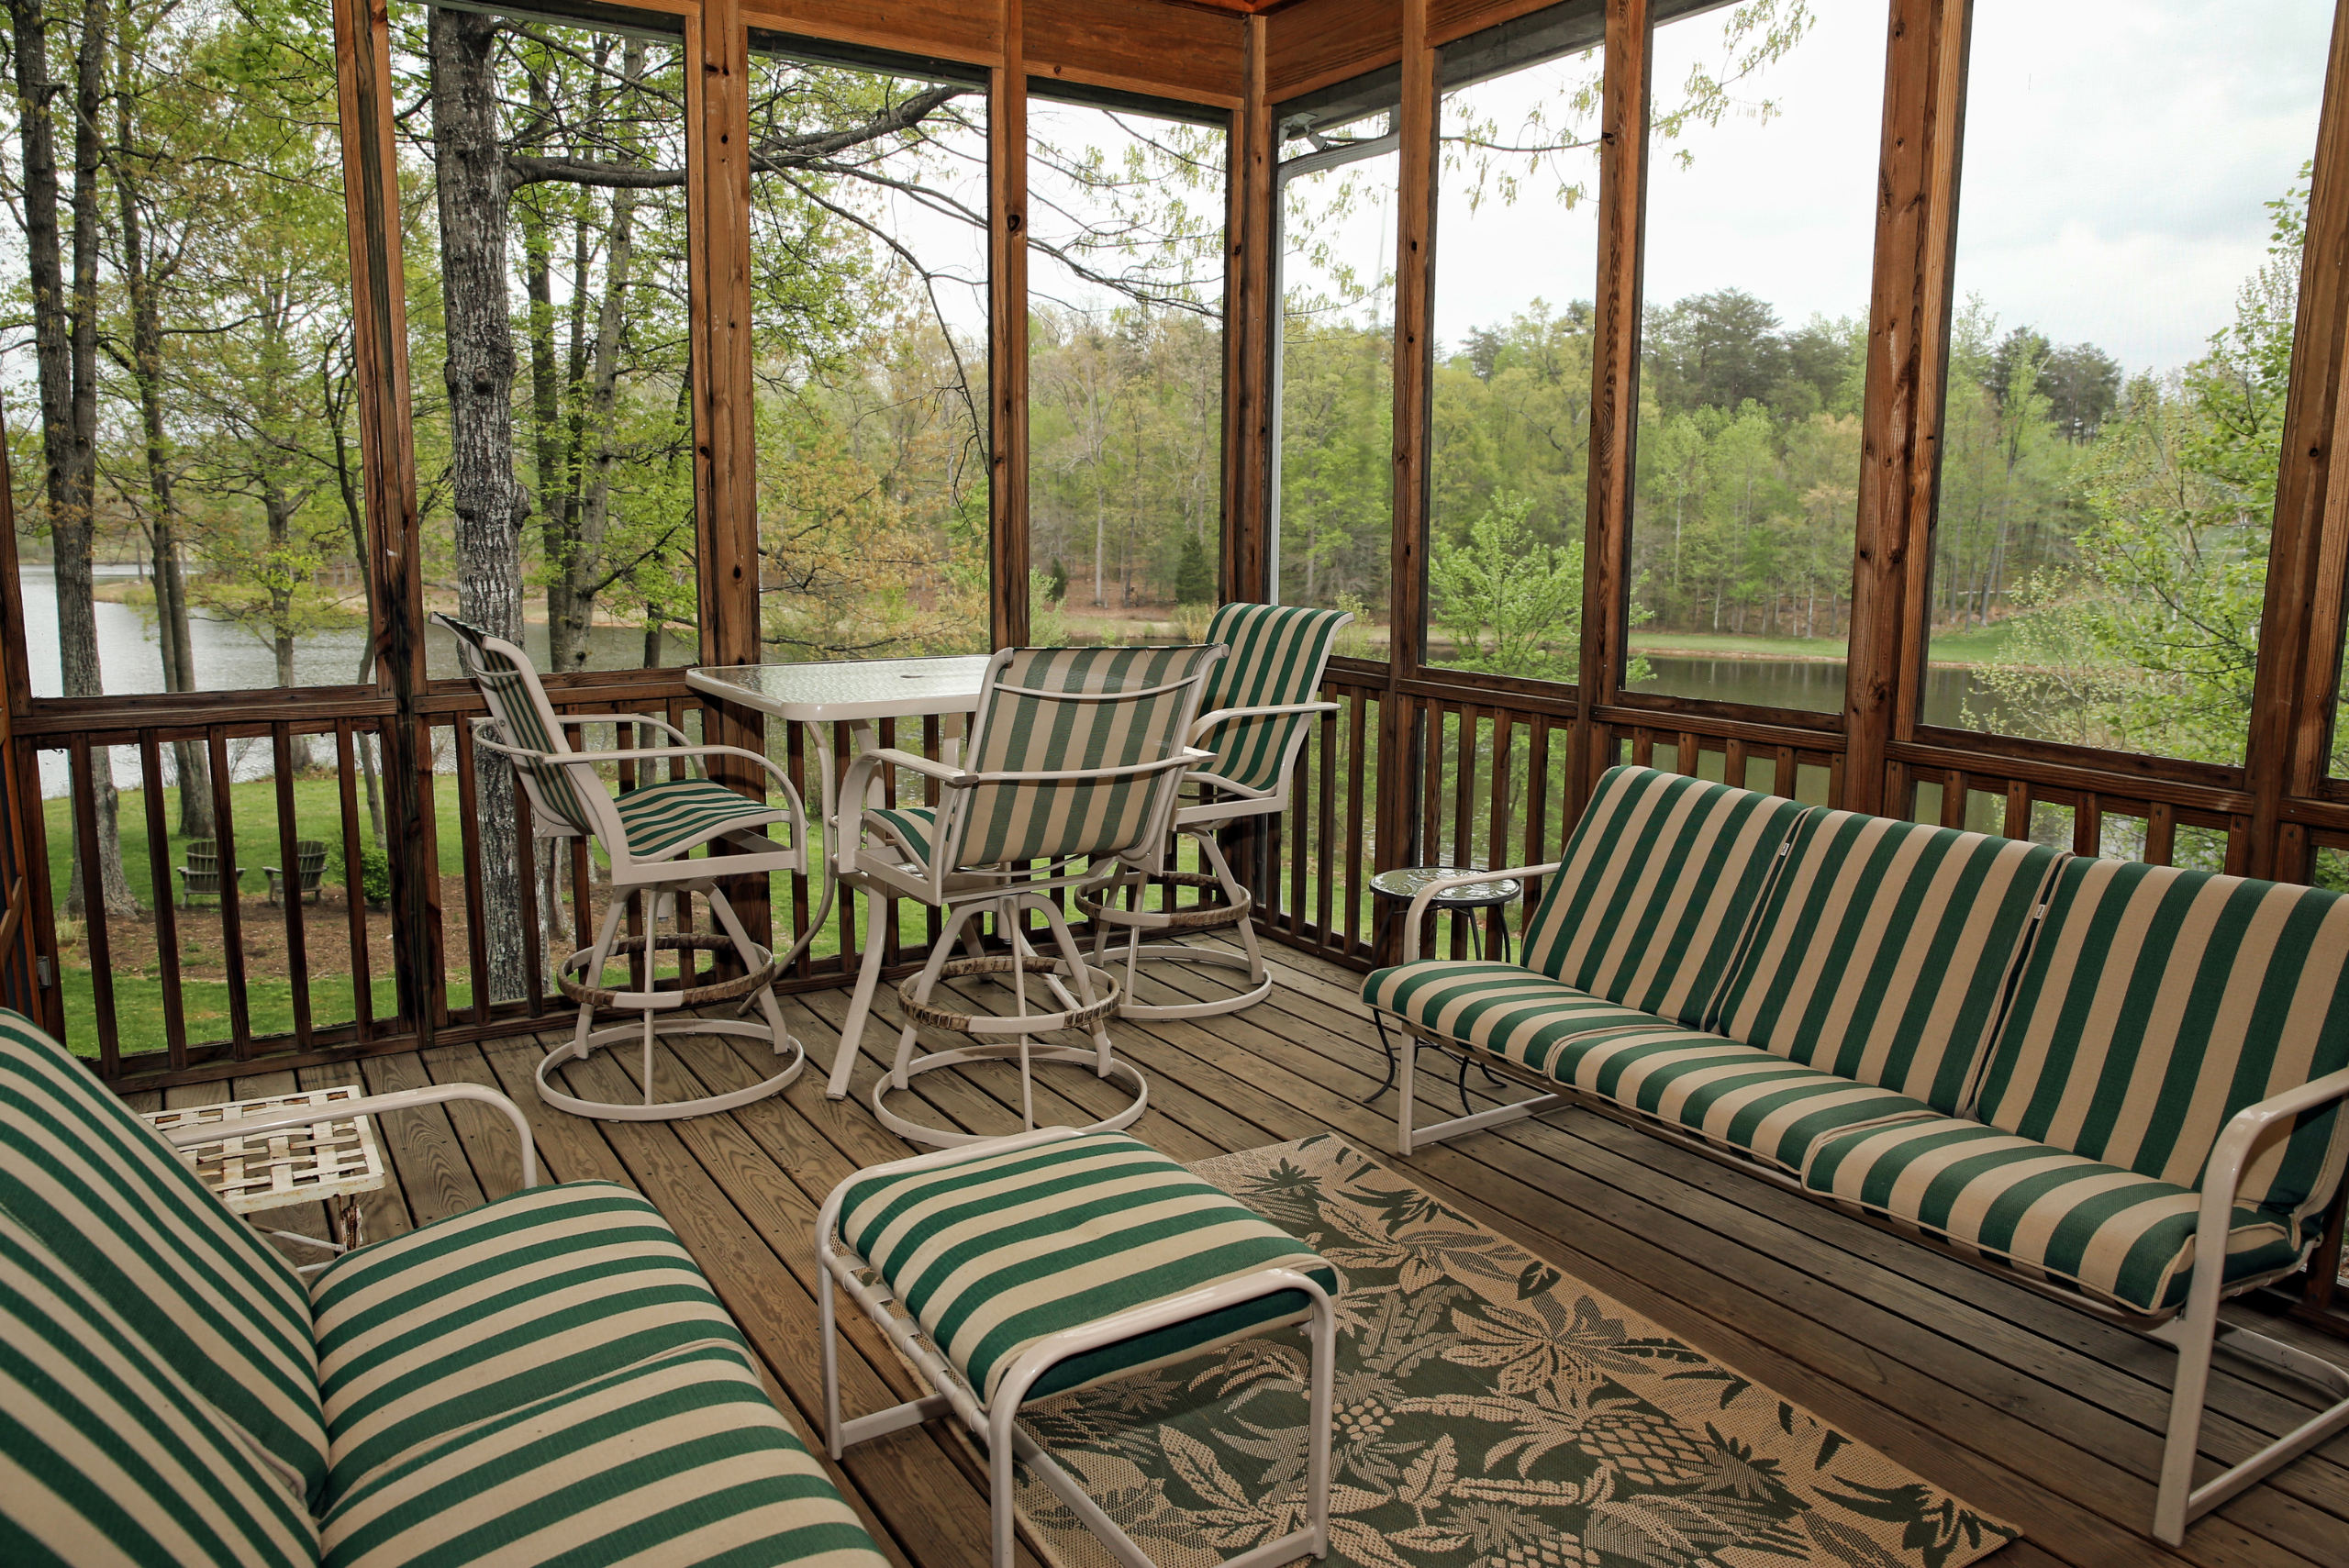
<box><xmin>432</xmin><ymin>6</ymin><xmax>527</xmax><ymax>1003</ymax></box>
<box><xmin>111</xmin><ymin>81</ymin><xmax>214</xmax><ymax>840</ymax></box>
<box><xmin>15</xmin><ymin>0</ymin><xmax>137</xmax><ymax>918</ymax></box>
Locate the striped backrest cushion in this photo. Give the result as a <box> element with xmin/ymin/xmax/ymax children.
<box><xmin>953</xmin><ymin>645</ymin><xmax>1217</xmax><ymax>867</ymax></box>
<box><xmin>1193</xmin><ymin>603</ymin><xmax>1349</xmax><ymax>793</ymax></box>
<box><xmin>0</xmin><ymin>1012</ymin><xmax>328</xmax><ymax>1509</ymax></box>
<box><xmin>1714</xmin><ymin>813</ymin><xmax>2058</xmax><ymax>1112</ymax></box>
<box><xmin>441</xmin><ymin>616</ymin><xmax>598</xmax><ymax>835</ymax></box>
<box><xmin>0</xmin><ymin>1207</ymin><xmax>317</xmax><ymax>1568</ymax></box>
<box><xmin>1518</xmin><ymin>765</ymin><xmax>1809</xmax><ymax>1028</ymax></box>
<box><xmin>1977</xmin><ymin>857</ymin><xmax>2349</xmax><ymax>1217</ymax></box>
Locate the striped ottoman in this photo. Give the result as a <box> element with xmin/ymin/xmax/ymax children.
<box><xmin>816</xmin><ymin>1127</ymin><xmax>1338</xmax><ymax>1568</ymax></box>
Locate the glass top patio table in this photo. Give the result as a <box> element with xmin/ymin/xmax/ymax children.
<box><xmin>686</xmin><ymin>655</ymin><xmax>996</xmax><ymax>1099</ymax></box>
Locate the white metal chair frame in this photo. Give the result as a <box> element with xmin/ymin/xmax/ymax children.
<box><xmin>833</xmin><ymin>647</ymin><xmax>1218</xmax><ymax>1147</ymax></box>
<box><xmin>1091</xmin><ymin>611</ymin><xmax>1353</xmax><ymax>1021</ymax></box>
<box><xmin>817</xmin><ymin>1126</ymin><xmax>1335</xmax><ymax>1568</ymax></box>
<box><xmin>147</xmin><ymin>1081</ymin><xmax>541</xmax><ymax>1273</ymax></box>
<box><xmin>441</xmin><ymin>617</ymin><xmax>817</xmax><ymax>1122</ymax></box>
<box><xmin>1379</xmin><ymin>869</ymin><xmax>2349</xmax><ymax>1549</ymax></box>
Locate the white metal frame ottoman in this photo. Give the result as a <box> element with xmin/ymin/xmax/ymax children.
<box><xmin>816</xmin><ymin>1126</ymin><xmax>1338</xmax><ymax>1568</ymax></box>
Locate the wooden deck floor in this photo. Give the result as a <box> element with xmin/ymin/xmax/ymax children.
<box><xmin>125</xmin><ymin>940</ymin><xmax>2349</xmax><ymax>1568</ymax></box>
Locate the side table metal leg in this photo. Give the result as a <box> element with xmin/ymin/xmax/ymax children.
<box><xmin>1361</xmin><ymin>1012</ymin><xmax>1403</xmax><ymax>1104</ymax></box>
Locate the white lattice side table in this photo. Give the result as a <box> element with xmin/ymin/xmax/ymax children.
<box><xmin>143</xmin><ymin>1086</ymin><xmax>388</xmax><ymax>1270</ymax></box>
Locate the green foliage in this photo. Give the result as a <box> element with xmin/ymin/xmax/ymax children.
<box><xmin>1431</xmin><ymin>494</ymin><xmax>1575</xmax><ymax>682</ymax></box>
<box><xmin>357</xmin><ymin>838</ymin><xmax>391</xmax><ymax>906</ymax></box>
<box><xmin>1174</xmin><ymin>532</ymin><xmax>1214</xmax><ymax>606</ymax></box>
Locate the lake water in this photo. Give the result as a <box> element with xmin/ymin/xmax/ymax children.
<box><xmin>17</xmin><ymin>564</ymin><xmax>653</xmax><ymax>795</ymax></box>
<box><xmin>17</xmin><ymin>565</ymin><xmax>2010</xmax><ymax>796</ymax></box>
<box><xmin>1634</xmin><ymin>654</ymin><xmax>2000</xmax><ymax>730</ymax></box>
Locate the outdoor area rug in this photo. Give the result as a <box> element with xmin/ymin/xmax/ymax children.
<box><xmin>1006</xmin><ymin>1134</ymin><xmax>2021</xmax><ymax>1568</ymax></box>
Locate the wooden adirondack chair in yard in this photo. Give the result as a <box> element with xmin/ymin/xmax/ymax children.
<box><xmin>264</xmin><ymin>840</ymin><xmax>328</xmax><ymax>906</ymax></box>
<box><xmin>173</xmin><ymin>840</ymin><xmax>241</xmax><ymax>907</ymax></box>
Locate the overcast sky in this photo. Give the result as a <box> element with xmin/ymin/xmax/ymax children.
<box><xmin>1419</xmin><ymin>0</ymin><xmax>2333</xmax><ymax>374</ymax></box>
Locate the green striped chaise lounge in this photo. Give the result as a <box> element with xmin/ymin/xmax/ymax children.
<box><xmin>0</xmin><ymin>1008</ymin><xmax>889</xmax><ymax>1568</ymax></box>
<box><xmin>818</xmin><ymin>1125</ymin><xmax>1338</xmax><ymax>1568</ymax></box>
<box><xmin>1363</xmin><ymin>762</ymin><xmax>2349</xmax><ymax>1546</ymax></box>
<box><xmin>438</xmin><ymin>613</ymin><xmax>817</xmax><ymax>1123</ymax></box>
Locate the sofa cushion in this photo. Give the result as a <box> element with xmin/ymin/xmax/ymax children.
<box><xmin>1542</xmin><ymin>1025</ymin><xmax>1941</xmax><ymax>1173</ymax></box>
<box><xmin>1802</xmin><ymin>1115</ymin><xmax>2311</xmax><ymax>1316</ymax></box>
<box><xmin>321</xmin><ymin>1342</ymin><xmax>885</xmax><ymax>1568</ymax></box>
<box><xmin>1713</xmin><ymin>812</ymin><xmax>2057</xmax><ymax>1113</ymax></box>
<box><xmin>0</xmin><ymin>1009</ymin><xmax>328</xmax><ymax>1508</ymax></box>
<box><xmin>1362</xmin><ymin>961</ymin><xmax>1679</xmax><ymax>1075</ymax></box>
<box><xmin>0</xmin><ymin>1205</ymin><xmax>317</xmax><ymax>1568</ymax></box>
<box><xmin>839</xmin><ymin>1130</ymin><xmax>1336</xmax><ymax>1405</ymax></box>
<box><xmin>1518</xmin><ymin>765</ymin><xmax>1809</xmax><ymax>1028</ymax></box>
<box><xmin>1977</xmin><ymin>858</ymin><xmax>2349</xmax><ymax>1226</ymax></box>
<box><xmin>311</xmin><ymin>1180</ymin><xmax>751</xmax><ymax>1500</ymax></box>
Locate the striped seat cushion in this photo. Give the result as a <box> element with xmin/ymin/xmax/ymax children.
<box><xmin>1802</xmin><ymin>1116</ymin><xmax>2310</xmax><ymax>1316</ymax></box>
<box><xmin>1977</xmin><ymin>858</ymin><xmax>2349</xmax><ymax>1226</ymax></box>
<box><xmin>614</xmin><ymin>776</ymin><xmax>787</xmax><ymax>860</ymax></box>
<box><xmin>1193</xmin><ymin>603</ymin><xmax>1350</xmax><ymax>793</ymax></box>
<box><xmin>1362</xmin><ymin>961</ymin><xmax>1681</xmax><ymax>1075</ymax></box>
<box><xmin>311</xmin><ymin>1180</ymin><xmax>751</xmax><ymax>1500</ymax></box>
<box><xmin>0</xmin><ymin>1207</ymin><xmax>316</xmax><ymax>1568</ymax></box>
<box><xmin>321</xmin><ymin>1342</ymin><xmax>885</xmax><ymax>1568</ymax></box>
<box><xmin>1519</xmin><ymin>766</ymin><xmax>1810</xmax><ymax>1028</ymax></box>
<box><xmin>1714</xmin><ymin>813</ymin><xmax>2057</xmax><ymax>1113</ymax></box>
<box><xmin>839</xmin><ymin>1130</ymin><xmax>1336</xmax><ymax>1406</ymax></box>
<box><xmin>0</xmin><ymin>1009</ymin><xmax>328</xmax><ymax>1508</ymax></box>
<box><xmin>1542</xmin><ymin>1025</ymin><xmax>1940</xmax><ymax>1173</ymax></box>
<box><xmin>864</xmin><ymin>804</ymin><xmax>938</xmax><ymax>869</ymax></box>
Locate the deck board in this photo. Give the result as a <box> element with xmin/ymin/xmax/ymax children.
<box><xmin>274</xmin><ymin>941</ymin><xmax>2349</xmax><ymax>1568</ymax></box>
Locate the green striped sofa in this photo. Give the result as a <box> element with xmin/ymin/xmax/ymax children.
<box><xmin>0</xmin><ymin>1010</ymin><xmax>887</xmax><ymax>1568</ymax></box>
<box><xmin>1364</xmin><ymin>763</ymin><xmax>2349</xmax><ymax>1546</ymax></box>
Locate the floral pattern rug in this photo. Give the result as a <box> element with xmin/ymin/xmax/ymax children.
<box><xmin>1007</xmin><ymin>1134</ymin><xmax>2020</xmax><ymax>1568</ymax></box>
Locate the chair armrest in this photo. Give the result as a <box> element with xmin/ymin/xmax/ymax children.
<box><xmin>853</xmin><ymin>747</ymin><xmax>969</xmax><ymax>785</ymax></box>
<box><xmin>1402</xmin><ymin>862</ymin><xmax>1560</xmax><ymax>957</ymax></box>
<box><xmin>2185</xmin><ymin>1062</ymin><xmax>2349</xmax><ymax>1313</ymax></box>
<box><xmin>1187</xmin><ymin>700</ymin><xmax>1339</xmax><ymax>746</ymax></box>
<box><xmin>156</xmin><ymin>1083</ymin><xmax>542</xmax><ymax>1194</ymax></box>
<box><xmin>554</xmin><ymin>712</ymin><xmax>694</xmax><ymax>749</ymax></box>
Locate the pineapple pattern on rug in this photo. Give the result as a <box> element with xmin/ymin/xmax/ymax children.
<box><xmin>1009</xmin><ymin>1135</ymin><xmax>2020</xmax><ymax>1568</ymax></box>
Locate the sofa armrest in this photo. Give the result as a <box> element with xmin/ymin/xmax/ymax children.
<box><xmin>155</xmin><ymin>1083</ymin><xmax>542</xmax><ymax>1193</ymax></box>
<box><xmin>1403</xmin><ymin>863</ymin><xmax>1560</xmax><ymax>957</ymax></box>
<box><xmin>2187</xmin><ymin>1062</ymin><xmax>2349</xmax><ymax>1306</ymax></box>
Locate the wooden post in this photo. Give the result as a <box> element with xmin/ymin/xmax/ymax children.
<box><xmin>1845</xmin><ymin>0</ymin><xmax>1967</xmax><ymax>817</ymax></box>
<box><xmin>332</xmin><ymin>0</ymin><xmax>436</xmax><ymax>1038</ymax></box>
<box><xmin>2245</xmin><ymin>0</ymin><xmax>2349</xmax><ymax>880</ymax></box>
<box><xmin>990</xmin><ymin>0</ymin><xmax>1031</xmax><ymax>650</ymax></box>
<box><xmin>1222</xmin><ymin>15</ymin><xmax>1274</xmax><ymax>606</ymax></box>
<box><xmin>690</xmin><ymin>0</ymin><xmax>773</xmax><ymax>951</ymax></box>
<box><xmin>1373</xmin><ymin>0</ymin><xmax>1437</xmax><ymax>956</ymax></box>
<box><xmin>1570</xmin><ymin>0</ymin><xmax>1652</xmax><ymax>821</ymax></box>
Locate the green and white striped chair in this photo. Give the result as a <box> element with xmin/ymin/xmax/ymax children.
<box><xmin>1084</xmin><ymin>602</ymin><xmax>1353</xmax><ymax>1019</ymax></box>
<box><xmin>818</xmin><ymin>1126</ymin><xmax>1337</xmax><ymax>1568</ymax></box>
<box><xmin>835</xmin><ymin>644</ymin><xmax>1220</xmax><ymax>1147</ymax></box>
<box><xmin>439</xmin><ymin>615</ymin><xmax>815</xmax><ymax>1122</ymax></box>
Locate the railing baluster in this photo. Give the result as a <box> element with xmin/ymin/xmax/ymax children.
<box><xmin>335</xmin><ymin>726</ymin><xmax>373</xmax><ymax>1043</ymax></box>
<box><xmin>451</xmin><ymin>719</ymin><xmax>493</xmax><ymax>1027</ymax></box>
<box><xmin>921</xmin><ymin>714</ymin><xmax>942</xmax><ymax>951</ymax></box>
<box><xmin>2075</xmin><ymin>792</ymin><xmax>2102</xmax><ymax>858</ymax></box>
<box><xmin>1345</xmin><ymin>691</ymin><xmax>1367</xmax><ymax>959</ymax></box>
<box><xmin>514</xmin><ymin>789</ymin><xmax>544</xmax><ymax>1018</ymax></box>
<box><xmin>1316</xmin><ymin>702</ymin><xmax>1338</xmax><ymax>951</ymax></box>
<box><xmin>879</xmin><ymin>717</ymin><xmax>900</xmax><ymax>969</ymax></box>
<box><xmin>787</xmin><ymin>719</ymin><xmax>811</xmax><ymax>979</ymax></box>
<box><xmin>65</xmin><ymin>737</ymin><xmax>119</xmax><ymax>1074</ymax></box>
<box><xmin>1487</xmin><ymin>712</ymin><xmax>1514</xmax><ymax>957</ymax></box>
<box><xmin>269</xmin><ymin>724</ymin><xmax>313</xmax><ymax>1051</ymax></box>
<box><xmin>2147</xmin><ymin>801</ymin><xmax>2177</xmax><ymax>866</ymax></box>
<box><xmin>137</xmin><ymin>735</ymin><xmax>187</xmax><ymax>1070</ymax></box>
<box><xmin>208</xmin><ymin>727</ymin><xmax>252</xmax><ymax>1058</ymax></box>
<box><xmin>2002</xmin><ymin>779</ymin><xmax>2030</xmax><ymax>841</ymax></box>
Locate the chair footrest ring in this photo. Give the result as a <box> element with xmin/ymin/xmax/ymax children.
<box><xmin>896</xmin><ymin>956</ymin><xmax>1121</xmax><ymax>1034</ymax></box>
<box><xmin>1074</xmin><ymin>870</ymin><xmax>1251</xmax><ymax>932</ymax></box>
<box><xmin>558</xmin><ymin>931</ymin><xmax>781</xmax><ymax>1008</ymax></box>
